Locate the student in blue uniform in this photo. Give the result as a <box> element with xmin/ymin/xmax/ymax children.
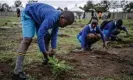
<box><xmin>13</xmin><ymin>3</ymin><xmax>74</xmax><ymax>80</ymax></box>
<box><xmin>77</xmin><ymin>17</ymin><xmax>106</xmax><ymax>52</ymax></box>
<box><xmin>102</xmin><ymin>19</ymin><xmax>129</xmax><ymax>41</ymax></box>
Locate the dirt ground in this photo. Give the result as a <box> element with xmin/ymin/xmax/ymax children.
<box><xmin>0</xmin><ymin>27</ymin><xmax>133</xmax><ymax>80</ymax></box>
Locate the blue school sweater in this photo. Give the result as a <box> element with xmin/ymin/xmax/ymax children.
<box><xmin>103</xmin><ymin>21</ymin><xmax>128</xmax><ymax>39</ymax></box>
<box><xmin>77</xmin><ymin>24</ymin><xmax>105</xmax><ymax>48</ymax></box>
<box><xmin>103</xmin><ymin>21</ymin><xmax>116</xmax><ymax>39</ymax></box>
<box><xmin>24</xmin><ymin>3</ymin><xmax>61</xmax><ymax>53</ymax></box>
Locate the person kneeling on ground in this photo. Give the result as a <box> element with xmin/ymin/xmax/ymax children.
<box><xmin>77</xmin><ymin>17</ymin><xmax>106</xmax><ymax>52</ymax></box>
<box><xmin>13</xmin><ymin>3</ymin><xmax>74</xmax><ymax>80</ymax></box>
<box><xmin>102</xmin><ymin>19</ymin><xmax>129</xmax><ymax>41</ymax></box>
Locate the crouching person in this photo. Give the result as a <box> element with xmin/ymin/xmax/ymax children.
<box><xmin>77</xmin><ymin>18</ymin><xmax>106</xmax><ymax>52</ymax></box>
<box><xmin>102</xmin><ymin>19</ymin><xmax>129</xmax><ymax>41</ymax></box>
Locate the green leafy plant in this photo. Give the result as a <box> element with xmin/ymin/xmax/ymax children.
<box><xmin>48</xmin><ymin>56</ymin><xmax>73</xmax><ymax>75</ymax></box>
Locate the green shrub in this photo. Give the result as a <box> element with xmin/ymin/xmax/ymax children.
<box><xmin>48</xmin><ymin>56</ymin><xmax>73</xmax><ymax>75</ymax></box>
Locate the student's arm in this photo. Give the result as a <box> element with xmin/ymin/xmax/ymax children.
<box><xmin>37</xmin><ymin>19</ymin><xmax>54</xmax><ymax>53</ymax></box>
<box><xmin>77</xmin><ymin>31</ymin><xmax>82</xmax><ymax>39</ymax></box>
<box><xmin>97</xmin><ymin>26</ymin><xmax>105</xmax><ymax>43</ymax></box>
<box><xmin>81</xmin><ymin>25</ymin><xmax>89</xmax><ymax>49</ymax></box>
<box><xmin>97</xmin><ymin>26</ymin><xmax>106</xmax><ymax>47</ymax></box>
<box><xmin>121</xmin><ymin>26</ymin><xmax>129</xmax><ymax>34</ymax></box>
<box><xmin>51</xmin><ymin>27</ymin><xmax>59</xmax><ymax>50</ymax></box>
<box><xmin>106</xmin><ymin>23</ymin><xmax>113</xmax><ymax>39</ymax></box>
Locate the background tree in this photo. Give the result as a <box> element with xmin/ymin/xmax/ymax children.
<box><xmin>94</xmin><ymin>3</ymin><xmax>106</xmax><ymax>12</ymax></box>
<box><xmin>94</xmin><ymin>0</ymin><xmax>111</xmax><ymax>12</ymax></box>
<box><xmin>1</xmin><ymin>3</ymin><xmax>9</xmax><ymax>12</ymax></box>
<box><xmin>14</xmin><ymin>0</ymin><xmax>22</xmax><ymax>7</ymax></box>
<box><xmin>120</xmin><ymin>0</ymin><xmax>128</xmax><ymax>9</ymax></box>
<box><xmin>110</xmin><ymin>0</ymin><xmax>120</xmax><ymax>11</ymax></box>
<box><xmin>82</xmin><ymin>1</ymin><xmax>94</xmax><ymax>12</ymax></box>
<box><xmin>124</xmin><ymin>2</ymin><xmax>133</xmax><ymax>12</ymax></box>
<box><xmin>102</xmin><ymin>0</ymin><xmax>111</xmax><ymax>11</ymax></box>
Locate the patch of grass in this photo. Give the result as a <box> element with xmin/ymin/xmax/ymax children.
<box><xmin>28</xmin><ymin>75</ymin><xmax>36</xmax><ymax>80</ymax></box>
<box><xmin>74</xmin><ymin>19</ymin><xmax>89</xmax><ymax>25</ymax></box>
<box><xmin>72</xmin><ymin>73</ymin><xmax>89</xmax><ymax>79</ymax></box>
<box><xmin>87</xmin><ymin>77</ymin><xmax>114</xmax><ymax>80</ymax></box>
<box><xmin>0</xmin><ymin>17</ymin><xmax>19</xmax><ymax>26</ymax></box>
<box><xmin>57</xmin><ymin>27</ymin><xmax>81</xmax><ymax>54</ymax></box>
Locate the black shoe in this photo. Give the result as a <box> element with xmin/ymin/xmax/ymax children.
<box><xmin>42</xmin><ymin>58</ymin><xmax>49</xmax><ymax>65</ymax></box>
<box><xmin>12</xmin><ymin>72</ymin><xmax>27</xmax><ymax>80</ymax></box>
<box><xmin>85</xmin><ymin>47</ymin><xmax>92</xmax><ymax>51</ymax></box>
<box><xmin>86</xmin><ymin>45</ymin><xmax>92</xmax><ymax>51</ymax></box>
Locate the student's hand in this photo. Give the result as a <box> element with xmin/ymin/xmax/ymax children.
<box><xmin>51</xmin><ymin>49</ymin><xmax>56</xmax><ymax>53</ymax></box>
<box><xmin>43</xmin><ymin>51</ymin><xmax>49</xmax><ymax>60</ymax></box>
<box><xmin>49</xmin><ymin>49</ymin><xmax>56</xmax><ymax>57</ymax></box>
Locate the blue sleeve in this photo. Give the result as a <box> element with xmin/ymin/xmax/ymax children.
<box><xmin>51</xmin><ymin>27</ymin><xmax>59</xmax><ymax>49</ymax></box>
<box><xmin>81</xmin><ymin>25</ymin><xmax>90</xmax><ymax>48</ymax></box>
<box><xmin>97</xmin><ymin>26</ymin><xmax>105</xmax><ymax>42</ymax></box>
<box><xmin>106</xmin><ymin>23</ymin><xmax>114</xmax><ymax>39</ymax></box>
<box><xmin>37</xmin><ymin>19</ymin><xmax>54</xmax><ymax>53</ymax></box>
<box><xmin>77</xmin><ymin>31</ymin><xmax>82</xmax><ymax>38</ymax></box>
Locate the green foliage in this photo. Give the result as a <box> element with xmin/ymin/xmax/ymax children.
<box><xmin>82</xmin><ymin>1</ymin><xmax>94</xmax><ymax>12</ymax></box>
<box><xmin>14</xmin><ymin>0</ymin><xmax>22</xmax><ymax>7</ymax></box>
<box><xmin>81</xmin><ymin>0</ymin><xmax>111</xmax><ymax>12</ymax></box>
<box><xmin>48</xmin><ymin>56</ymin><xmax>73</xmax><ymax>75</ymax></box>
<box><xmin>124</xmin><ymin>2</ymin><xmax>133</xmax><ymax>12</ymax></box>
<box><xmin>94</xmin><ymin>0</ymin><xmax>111</xmax><ymax>12</ymax></box>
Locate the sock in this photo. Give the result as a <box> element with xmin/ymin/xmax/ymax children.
<box><xmin>14</xmin><ymin>55</ymin><xmax>25</xmax><ymax>74</ymax></box>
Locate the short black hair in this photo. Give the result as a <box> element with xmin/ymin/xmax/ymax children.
<box><xmin>91</xmin><ymin>19</ymin><xmax>98</xmax><ymax>25</ymax></box>
<box><xmin>61</xmin><ymin>11</ymin><xmax>74</xmax><ymax>25</ymax></box>
<box><xmin>116</xmin><ymin>19</ymin><xmax>123</xmax><ymax>27</ymax></box>
<box><xmin>91</xmin><ymin>17</ymin><xmax>98</xmax><ymax>25</ymax></box>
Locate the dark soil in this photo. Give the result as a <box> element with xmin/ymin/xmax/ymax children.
<box><xmin>0</xmin><ymin>27</ymin><xmax>133</xmax><ymax>80</ymax></box>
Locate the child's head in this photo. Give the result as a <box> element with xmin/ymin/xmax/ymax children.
<box><xmin>59</xmin><ymin>11</ymin><xmax>74</xmax><ymax>28</ymax></box>
<box><xmin>116</xmin><ymin>19</ymin><xmax>123</xmax><ymax>28</ymax></box>
<box><xmin>91</xmin><ymin>17</ymin><xmax>98</xmax><ymax>28</ymax></box>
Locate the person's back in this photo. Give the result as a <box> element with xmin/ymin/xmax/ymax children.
<box><xmin>103</xmin><ymin>21</ymin><xmax>115</xmax><ymax>30</ymax></box>
<box><xmin>102</xmin><ymin>19</ymin><xmax>129</xmax><ymax>41</ymax></box>
<box><xmin>100</xmin><ymin>20</ymin><xmax>113</xmax><ymax>30</ymax></box>
<box><xmin>25</xmin><ymin>3</ymin><xmax>60</xmax><ymax>25</ymax></box>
